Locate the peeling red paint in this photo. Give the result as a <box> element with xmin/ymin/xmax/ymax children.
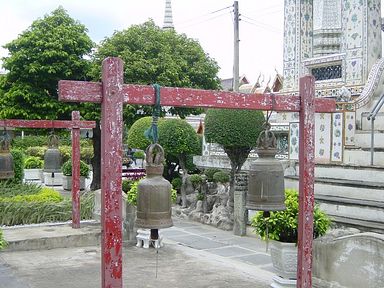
<box><xmin>100</xmin><ymin>57</ymin><xmax>123</xmax><ymax>288</ymax></box>
<box><xmin>58</xmin><ymin>57</ymin><xmax>335</xmax><ymax>288</ymax></box>
<box><xmin>58</xmin><ymin>81</ymin><xmax>336</xmax><ymax>113</ymax></box>
<box><xmin>297</xmin><ymin>76</ymin><xmax>316</xmax><ymax>288</ymax></box>
<box><xmin>0</xmin><ymin>116</ymin><xmax>95</xmax><ymax>230</ymax></box>
<box><xmin>71</xmin><ymin>111</ymin><xmax>81</xmax><ymax>229</ymax></box>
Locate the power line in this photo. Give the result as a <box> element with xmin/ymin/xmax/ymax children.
<box><xmin>178</xmin><ymin>11</ymin><xmax>232</xmax><ymax>29</ymax></box>
<box><xmin>240</xmin><ymin>14</ymin><xmax>282</xmax><ymax>34</ymax></box>
<box><xmin>176</xmin><ymin>5</ymin><xmax>232</xmax><ymax>25</ymax></box>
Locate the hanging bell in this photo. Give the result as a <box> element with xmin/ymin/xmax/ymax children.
<box><xmin>246</xmin><ymin>122</ymin><xmax>286</xmax><ymax>211</ymax></box>
<box><xmin>43</xmin><ymin>133</ymin><xmax>62</xmax><ymax>173</ymax></box>
<box><xmin>136</xmin><ymin>143</ymin><xmax>173</xmax><ymax>229</ymax></box>
<box><xmin>0</xmin><ymin>132</ymin><xmax>14</xmax><ymax>179</ymax></box>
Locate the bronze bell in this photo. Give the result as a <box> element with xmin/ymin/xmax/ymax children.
<box><xmin>0</xmin><ymin>132</ymin><xmax>14</xmax><ymax>179</ymax></box>
<box><xmin>136</xmin><ymin>143</ymin><xmax>173</xmax><ymax>229</ymax></box>
<box><xmin>43</xmin><ymin>134</ymin><xmax>62</xmax><ymax>173</ymax></box>
<box><xmin>246</xmin><ymin>122</ymin><xmax>286</xmax><ymax>211</ymax></box>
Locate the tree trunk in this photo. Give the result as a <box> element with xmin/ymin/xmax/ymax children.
<box><xmin>227</xmin><ymin>161</ymin><xmax>237</xmax><ymax>211</ymax></box>
<box><xmin>179</xmin><ymin>156</ymin><xmax>188</xmax><ymax>208</ymax></box>
<box><xmin>91</xmin><ymin>121</ymin><xmax>101</xmax><ymax>190</ymax></box>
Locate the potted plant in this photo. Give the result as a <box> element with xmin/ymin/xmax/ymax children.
<box><xmin>24</xmin><ymin>156</ymin><xmax>44</xmax><ymax>181</ymax></box>
<box><xmin>251</xmin><ymin>189</ymin><xmax>331</xmax><ymax>284</ymax></box>
<box><xmin>61</xmin><ymin>159</ymin><xmax>90</xmax><ymax>190</ymax></box>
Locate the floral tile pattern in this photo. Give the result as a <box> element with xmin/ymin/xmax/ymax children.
<box><xmin>289</xmin><ymin>122</ymin><xmax>300</xmax><ymax>160</ymax></box>
<box><xmin>344</xmin><ymin>111</ymin><xmax>356</xmax><ymax>146</ymax></box>
<box><xmin>331</xmin><ymin>112</ymin><xmax>344</xmax><ymax>162</ymax></box>
<box><xmin>315</xmin><ymin>113</ymin><xmax>331</xmax><ymax>163</ymax></box>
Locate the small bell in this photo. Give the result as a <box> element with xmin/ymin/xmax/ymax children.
<box><xmin>0</xmin><ymin>130</ymin><xmax>14</xmax><ymax>179</ymax></box>
<box><xmin>246</xmin><ymin>122</ymin><xmax>286</xmax><ymax>211</ymax></box>
<box><xmin>43</xmin><ymin>133</ymin><xmax>62</xmax><ymax>173</ymax></box>
<box><xmin>136</xmin><ymin>143</ymin><xmax>173</xmax><ymax>229</ymax></box>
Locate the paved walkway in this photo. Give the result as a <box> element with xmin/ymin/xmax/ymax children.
<box><xmin>0</xmin><ymin>218</ymin><xmax>274</xmax><ymax>288</ymax></box>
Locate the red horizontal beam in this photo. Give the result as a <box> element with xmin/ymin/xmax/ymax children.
<box><xmin>0</xmin><ymin>119</ymin><xmax>96</xmax><ymax>129</ymax></box>
<box><xmin>59</xmin><ymin>80</ymin><xmax>336</xmax><ymax>113</ymax></box>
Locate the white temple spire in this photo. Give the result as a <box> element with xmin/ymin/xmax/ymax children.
<box><xmin>163</xmin><ymin>0</ymin><xmax>174</xmax><ymax>30</ymax></box>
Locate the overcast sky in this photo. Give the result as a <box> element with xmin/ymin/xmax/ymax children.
<box><xmin>0</xmin><ymin>0</ymin><xmax>284</xmax><ymax>83</ymax></box>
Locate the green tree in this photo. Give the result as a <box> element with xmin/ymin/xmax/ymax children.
<box><xmin>204</xmin><ymin>109</ymin><xmax>265</xmax><ymax>210</ymax></box>
<box><xmin>0</xmin><ymin>7</ymin><xmax>93</xmax><ymax>120</ymax></box>
<box><xmin>127</xmin><ymin>117</ymin><xmax>201</xmax><ymax>207</ymax></box>
<box><xmin>158</xmin><ymin>118</ymin><xmax>201</xmax><ymax>207</ymax></box>
<box><xmin>87</xmin><ymin>20</ymin><xmax>220</xmax><ymax>189</ymax></box>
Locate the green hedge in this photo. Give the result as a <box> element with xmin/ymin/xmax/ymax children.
<box><xmin>0</xmin><ymin>187</ymin><xmax>63</xmax><ymax>203</ymax></box>
<box><xmin>0</xmin><ymin>192</ymin><xmax>94</xmax><ymax>226</ymax></box>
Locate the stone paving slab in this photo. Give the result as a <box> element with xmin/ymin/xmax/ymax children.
<box><xmin>205</xmin><ymin>245</ymin><xmax>258</xmax><ymax>257</ymax></box>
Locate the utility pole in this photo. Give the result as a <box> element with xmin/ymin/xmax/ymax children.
<box><xmin>233</xmin><ymin>1</ymin><xmax>240</xmax><ymax>92</ymax></box>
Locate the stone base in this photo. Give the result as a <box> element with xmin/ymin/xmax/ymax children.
<box><xmin>271</xmin><ymin>275</ymin><xmax>296</xmax><ymax>288</ymax></box>
<box><xmin>43</xmin><ymin>172</ymin><xmax>63</xmax><ymax>186</ymax></box>
<box><xmin>136</xmin><ymin>229</ymin><xmax>164</xmax><ymax>249</ymax></box>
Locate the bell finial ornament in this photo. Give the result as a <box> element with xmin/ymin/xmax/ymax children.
<box><xmin>246</xmin><ymin>121</ymin><xmax>286</xmax><ymax>211</ymax></box>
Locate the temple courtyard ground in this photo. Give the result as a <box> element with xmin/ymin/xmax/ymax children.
<box><xmin>0</xmin><ymin>218</ymin><xmax>274</xmax><ymax>288</ymax></box>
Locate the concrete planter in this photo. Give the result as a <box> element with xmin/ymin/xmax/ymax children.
<box><xmin>270</xmin><ymin>240</ymin><xmax>297</xmax><ymax>288</ymax></box>
<box><xmin>24</xmin><ymin>169</ymin><xmax>42</xmax><ymax>181</ymax></box>
<box><xmin>62</xmin><ymin>175</ymin><xmax>86</xmax><ymax>191</ymax></box>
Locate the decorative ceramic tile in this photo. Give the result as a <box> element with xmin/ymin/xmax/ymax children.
<box><xmin>331</xmin><ymin>113</ymin><xmax>344</xmax><ymax>162</ymax></box>
<box><xmin>289</xmin><ymin>122</ymin><xmax>300</xmax><ymax>160</ymax></box>
<box><xmin>344</xmin><ymin>111</ymin><xmax>356</xmax><ymax>146</ymax></box>
<box><xmin>315</xmin><ymin>113</ymin><xmax>331</xmax><ymax>163</ymax></box>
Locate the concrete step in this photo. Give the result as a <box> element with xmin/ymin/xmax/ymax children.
<box><xmin>353</xmin><ymin>130</ymin><xmax>384</xmax><ymax>149</ymax></box>
<box><xmin>1</xmin><ymin>221</ymin><xmax>101</xmax><ymax>252</ymax></box>
<box><xmin>294</xmin><ymin>163</ymin><xmax>384</xmax><ymax>184</ymax></box>
<box><xmin>343</xmin><ymin>149</ymin><xmax>384</xmax><ymax>166</ymax></box>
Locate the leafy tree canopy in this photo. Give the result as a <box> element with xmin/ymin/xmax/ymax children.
<box><xmin>90</xmin><ymin>20</ymin><xmax>221</xmax><ymax>120</ymax></box>
<box><xmin>0</xmin><ymin>7</ymin><xmax>94</xmax><ymax>120</ymax></box>
<box><xmin>204</xmin><ymin>108</ymin><xmax>265</xmax><ymax>209</ymax></box>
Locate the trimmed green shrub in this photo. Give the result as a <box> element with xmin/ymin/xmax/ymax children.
<box><xmin>11</xmin><ymin>149</ymin><xmax>24</xmax><ymax>183</ymax></box>
<box><xmin>251</xmin><ymin>189</ymin><xmax>331</xmax><ymax>243</ymax></box>
<box><xmin>127</xmin><ymin>117</ymin><xmax>153</xmax><ymax>150</ymax></box>
<box><xmin>133</xmin><ymin>150</ymin><xmax>145</xmax><ymax>159</ymax></box>
<box><xmin>204</xmin><ymin>168</ymin><xmax>221</xmax><ymax>182</ymax></box>
<box><xmin>213</xmin><ymin>171</ymin><xmax>230</xmax><ymax>184</ymax></box>
<box><xmin>25</xmin><ymin>146</ymin><xmax>46</xmax><ymax>159</ymax></box>
<box><xmin>189</xmin><ymin>174</ymin><xmax>203</xmax><ymax>188</ymax></box>
<box><xmin>61</xmin><ymin>159</ymin><xmax>90</xmax><ymax>178</ymax></box>
<box><xmin>80</xmin><ymin>146</ymin><xmax>94</xmax><ymax>164</ymax></box>
<box><xmin>59</xmin><ymin>146</ymin><xmax>72</xmax><ymax>164</ymax></box>
<box><xmin>127</xmin><ymin>180</ymin><xmax>177</xmax><ymax>206</ymax></box>
<box><xmin>171</xmin><ymin>177</ymin><xmax>182</xmax><ymax>191</ymax></box>
<box><xmin>24</xmin><ymin>156</ymin><xmax>44</xmax><ymax>169</ymax></box>
<box><xmin>0</xmin><ymin>229</ymin><xmax>7</xmax><ymax>250</ymax></box>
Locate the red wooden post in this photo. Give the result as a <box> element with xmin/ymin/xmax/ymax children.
<box><xmin>71</xmin><ymin>111</ymin><xmax>81</xmax><ymax>229</ymax></box>
<box><xmin>297</xmin><ymin>76</ymin><xmax>316</xmax><ymax>287</ymax></box>
<box><xmin>100</xmin><ymin>57</ymin><xmax>124</xmax><ymax>287</ymax></box>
